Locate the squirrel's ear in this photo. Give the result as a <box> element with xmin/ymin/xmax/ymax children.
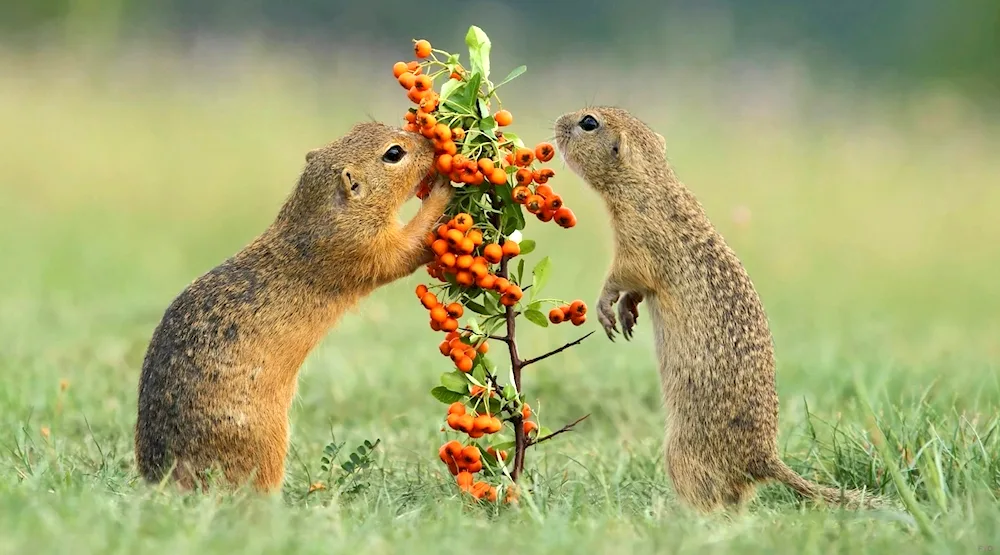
<box><xmin>305</xmin><ymin>148</ymin><xmax>322</xmax><ymax>162</ymax></box>
<box><xmin>654</xmin><ymin>132</ymin><xmax>667</xmax><ymax>155</ymax></box>
<box><xmin>340</xmin><ymin>166</ymin><xmax>365</xmax><ymax>200</ymax></box>
<box><xmin>612</xmin><ymin>131</ymin><xmax>631</xmax><ymax>162</ymax></box>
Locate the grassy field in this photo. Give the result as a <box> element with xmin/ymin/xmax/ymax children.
<box><xmin>1</xmin><ymin>46</ymin><xmax>998</xmax><ymax>554</ymax></box>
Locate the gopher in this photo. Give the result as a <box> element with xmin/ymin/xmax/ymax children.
<box><xmin>554</xmin><ymin>106</ymin><xmax>885</xmax><ymax>512</ymax></box>
<box><xmin>135</xmin><ymin>122</ymin><xmax>451</xmax><ymax>493</ymax></box>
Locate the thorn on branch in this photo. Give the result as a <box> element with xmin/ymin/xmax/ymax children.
<box><xmin>526</xmin><ymin>414</ymin><xmax>590</xmax><ymax>447</ymax></box>
<box><xmin>520</xmin><ymin>331</ymin><xmax>595</xmax><ymax>368</ymax></box>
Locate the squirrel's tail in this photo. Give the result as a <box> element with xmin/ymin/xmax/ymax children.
<box><xmin>766</xmin><ymin>459</ymin><xmax>891</xmax><ymax>510</ymax></box>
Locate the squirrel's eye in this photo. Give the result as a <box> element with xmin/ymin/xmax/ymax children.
<box><xmin>382</xmin><ymin>145</ymin><xmax>406</xmax><ymax>163</ymax></box>
<box><xmin>578</xmin><ymin>115</ymin><xmax>600</xmax><ymax>132</ymax></box>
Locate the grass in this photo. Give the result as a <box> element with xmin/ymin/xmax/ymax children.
<box><xmin>1</xmin><ymin>44</ymin><xmax>999</xmax><ymax>554</ymax></box>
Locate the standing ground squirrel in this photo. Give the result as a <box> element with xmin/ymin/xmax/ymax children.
<box><xmin>554</xmin><ymin>106</ymin><xmax>886</xmax><ymax>512</ymax></box>
<box><xmin>135</xmin><ymin>122</ymin><xmax>452</xmax><ymax>493</ymax></box>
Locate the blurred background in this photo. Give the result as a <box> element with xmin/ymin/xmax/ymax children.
<box><xmin>1</xmin><ymin>0</ymin><xmax>998</xmax><ymax>480</ymax></box>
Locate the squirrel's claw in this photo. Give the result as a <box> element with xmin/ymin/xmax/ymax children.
<box><xmin>597</xmin><ymin>291</ymin><xmax>621</xmax><ymax>341</ymax></box>
<box><xmin>618</xmin><ymin>292</ymin><xmax>643</xmax><ymax>341</ymax></box>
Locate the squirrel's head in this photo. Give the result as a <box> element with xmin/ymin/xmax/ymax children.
<box><xmin>554</xmin><ymin>106</ymin><xmax>668</xmax><ymax>195</ymax></box>
<box><xmin>288</xmin><ymin>121</ymin><xmax>437</xmax><ymax>228</ymax></box>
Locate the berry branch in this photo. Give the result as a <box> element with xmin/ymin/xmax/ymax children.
<box><xmin>526</xmin><ymin>413</ymin><xmax>591</xmax><ymax>447</ymax></box>
<box><xmin>395</xmin><ymin>27</ymin><xmax>591</xmax><ymax>504</ymax></box>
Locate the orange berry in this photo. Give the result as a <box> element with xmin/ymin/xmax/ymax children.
<box><xmin>536</xmin><ymin>208</ymin><xmax>554</xmax><ymax>223</ymax></box>
<box><xmin>452</xmin><ymin>127</ymin><xmax>465</xmax><ymax>141</ymax></box>
<box><xmin>407</xmin><ymin>86</ymin><xmax>425</xmax><ymax>103</ymax></box>
<box><xmin>549</xmin><ymin>308</ymin><xmax>565</xmax><ymax>324</ymax></box>
<box><xmin>488</xmin><ymin>168</ymin><xmax>507</xmax><ymax>185</ymax></box>
<box><xmin>504</xmin><ymin>152</ymin><xmax>514</xmax><ymax>166</ymax></box>
<box><xmin>456</xmin><ymin>470</ymin><xmax>474</xmax><ymax>490</ymax></box>
<box><xmin>404</xmin><ymin>111</ymin><xmax>417</xmax><ymax>123</ymax></box>
<box><xmin>483</xmin><ymin>243</ymin><xmax>503</xmax><ymax>264</ymax></box>
<box><xmin>457</xmin><ymin>356</ymin><xmax>474</xmax><ymax>373</ymax></box>
<box><xmin>503</xmin><ymin>285</ymin><xmax>523</xmax><ymax>303</ymax></box>
<box><xmin>559</xmin><ymin>305</ymin><xmax>572</xmax><ymax>319</ymax></box>
<box><xmin>392</xmin><ymin>61</ymin><xmax>409</xmax><ymax>78</ymax></box>
<box><xmin>457</xmin><ymin>414</ymin><xmax>475</xmax><ymax>433</ymax></box>
<box><xmin>446</xmin><ymin>413</ymin><xmax>462</xmax><ymax>430</ymax></box>
<box><xmin>442</xmin><ymin>318</ymin><xmax>459</xmax><ymax>332</ymax></box>
<box><xmin>448</xmin><ymin>402</ymin><xmax>466</xmax><ymax>416</ymax></box>
<box><xmin>439</xmin><ymin>252</ymin><xmax>457</xmax><ymax>267</ymax></box>
<box><xmin>466</xmin><ymin>460</ymin><xmax>483</xmax><ymax>473</ymax></box>
<box><xmin>450</xmin><ymin>71</ymin><xmax>462</xmax><ymax>80</ymax></box>
<box><xmin>453</xmin><ymin>213</ymin><xmax>473</xmax><ymax>232</ymax></box>
<box><xmin>554</xmin><ymin>206</ymin><xmax>577</xmax><ymax>228</ymax></box>
<box><xmin>420</xmin><ymin>291</ymin><xmax>439</xmax><ymax>309</ymax></box>
<box><xmin>525</xmin><ymin>194</ymin><xmax>544</xmax><ymax>214</ymax></box>
<box><xmin>501</xmin><ymin>241</ymin><xmax>520</xmax><ymax>257</ymax></box>
<box><xmin>493</xmin><ymin>277</ymin><xmax>511</xmax><ymax>293</ymax></box>
<box><xmin>523</xmin><ymin>421</ymin><xmax>538</xmax><ymax>435</ymax></box>
<box><xmin>477</xmin><ymin>274</ymin><xmax>496</xmax><ymax>290</ymax></box>
<box><xmin>511</xmin><ymin>185</ymin><xmax>530</xmax><ymax>204</ymax></box>
<box><xmin>421</xmin><ymin>126</ymin><xmax>436</xmax><ymax>139</ymax></box>
<box><xmin>570</xmin><ymin>300</ymin><xmax>587</xmax><ymax>316</ymax></box>
<box><xmin>537</xmin><ymin>168</ymin><xmax>555</xmax><ymax>182</ymax></box>
<box><xmin>535</xmin><ymin>184</ymin><xmax>554</xmax><ymax>198</ymax></box>
<box><xmin>419</xmin><ymin>93</ymin><xmax>439</xmax><ymax>113</ymax></box>
<box><xmin>398</xmin><ymin>72</ymin><xmax>416</xmax><ymax>89</ymax></box>
<box><xmin>456</xmin><ymin>271</ymin><xmax>475</xmax><ymax>287</ymax></box>
<box><xmin>414</xmin><ymin>74</ymin><xmax>432</xmax><ymax>92</ymax></box>
<box><xmin>414</xmin><ymin>39</ymin><xmax>432</xmax><ymax>59</ymax></box>
<box><xmin>436</xmin><ymin>223</ymin><xmax>450</xmax><ymax>239</ymax></box>
<box><xmin>487</xmin><ymin>487</ymin><xmax>498</xmax><ymax>502</ymax></box>
<box><xmin>416</xmin><ymin>112</ymin><xmax>436</xmax><ymax>129</ymax></box>
<box><xmin>522</xmin><ymin>404</ymin><xmax>532</xmax><ymax>418</ymax></box>
<box><xmin>406</xmin><ymin>61</ymin><xmax>421</xmax><ymax>73</ymax></box>
<box><xmin>545</xmin><ymin>195</ymin><xmax>563</xmax><ymax>211</ymax></box>
<box><xmin>445</xmin><ymin>228</ymin><xmax>464</xmax><ymax>247</ymax></box>
<box><xmin>402</xmin><ymin>122</ymin><xmax>420</xmax><ymax>133</ymax></box>
<box><xmin>477</xmin><ymin>342</ymin><xmax>489</xmax><ymax>354</ymax></box>
<box><xmin>432</xmin><ymin>124</ymin><xmax>451</xmax><ymax>143</ymax></box>
<box><xmin>494</xmin><ymin>109</ymin><xmax>513</xmax><ymax>126</ymax></box>
<box><xmin>535</xmin><ymin>142</ymin><xmax>555</xmax><ymax>162</ymax></box>
<box><xmin>458</xmin><ymin>237</ymin><xmax>475</xmax><ymax>254</ymax></box>
<box><xmin>477</xmin><ymin>159</ymin><xmax>495</xmax><ymax>175</ymax></box>
<box><xmin>416</xmin><ymin>284</ymin><xmax>428</xmax><ymax>298</ymax></box>
<box><xmin>470</xmin><ymin>262</ymin><xmax>488</xmax><ymax>279</ymax></box>
<box><xmin>515</xmin><ymin>168</ymin><xmax>533</xmax><ymax>186</ymax></box>
<box><xmin>446</xmin><ymin>302</ymin><xmax>464</xmax><ymax>318</ymax></box>
<box><xmin>469</xmin><ymin>428</ymin><xmax>485</xmax><ymax>439</ymax></box>
<box><xmin>430</xmin><ymin>319</ymin><xmax>441</xmax><ymax>331</ymax></box>
<box><xmin>456</xmin><ymin>255</ymin><xmax>474</xmax><ymax>270</ymax></box>
<box><xmin>439</xmin><ymin>340</ymin><xmax>452</xmax><ymax>356</ymax></box>
<box><xmin>430</xmin><ymin>306</ymin><xmax>448</xmax><ymax>323</ymax></box>
<box><xmin>436</xmin><ymin>154</ymin><xmax>453</xmax><ymax>175</ymax></box>
<box><xmin>431</xmin><ymin>238</ymin><xmax>449</xmax><ymax>256</ymax></box>
<box><xmin>466</xmin><ymin>229</ymin><xmax>483</xmax><ymax>246</ymax></box>
<box><xmin>571</xmin><ymin>314</ymin><xmax>587</xmax><ymax>326</ymax></box>
<box><xmin>514</xmin><ymin>148</ymin><xmax>534</xmax><ymax>167</ymax></box>
<box><xmin>489</xmin><ymin>417</ymin><xmax>503</xmax><ymax>433</ymax></box>
<box><xmin>473</xmin><ymin>415</ymin><xmax>492</xmax><ymax>433</ymax></box>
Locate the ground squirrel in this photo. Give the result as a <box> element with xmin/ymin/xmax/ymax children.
<box><xmin>554</xmin><ymin>106</ymin><xmax>885</xmax><ymax>512</ymax></box>
<box><xmin>135</xmin><ymin>122</ymin><xmax>451</xmax><ymax>493</ymax></box>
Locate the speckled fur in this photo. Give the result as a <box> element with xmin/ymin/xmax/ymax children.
<box><xmin>555</xmin><ymin>107</ymin><xmax>886</xmax><ymax>512</ymax></box>
<box><xmin>135</xmin><ymin>122</ymin><xmax>452</xmax><ymax>493</ymax></box>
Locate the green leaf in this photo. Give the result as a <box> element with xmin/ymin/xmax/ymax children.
<box><xmin>472</xmin><ymin>361</ymin><xmax>487</xmax><ymax>384</ymax></box>
<box><xmin>491</xmin><ymin>65</ymin><xmax>526</xmax><ymax>92</ymax></box>
<box><xmin>364</xmin><ymin>440</ymin><xmax>375</xmax><ymax>450</ymax></box>
<box><xmin>478</xmin><ymin>115</ymin><xmax>496</xmax><ymax>131</ymax></box>
<box><xmin>464</xmin><ymin>300</ymin><xmax>492</xmax><ymax>316</ymax></box>
<box><xmin>465</xmin><ymin>26</ymin><xmax>492</xmax><ymax>80</ymax></box>
<box><xmin>484</xmin><ymin>397</ymin><xmax>503</xmax><ymax>415</ymax></box>
<box><xmin>538</xmin><ymin>427</ymin><xmax>553</xmax><ymax>437</ymax></box>
<box><xmin>468</xmin><ymin>318</ymin><xmax>483</xmax><ymax>335</ymax></box>
<box><xmin>500</xmin><ymin>132</ymin><xmax>525</xmax><ymax>148</ymax></box>
<box><xmin>503</xmin><ymin>384</ymin><xmax>517</xmax><ymax>401</ymax></box>
<box><xmin>441</xmin><ymin>371</ymin><xmax>470</xmax><ymax>393</ymax></box>
<box><xmin>519</xmin><ymin>239</ymin><xmax>536</xmax><ymax>255</ymax></box>
<box><xmin>532</xmin><ymin>256</ymin><xmax>552</xmax><ymax>296</ymax></box>
<box><xmin>493</xmin><ymin>441</ymin><xmax>515</xmax><ymax>452</ymax></box>
<box><xmin>515</xmin><ymin>258</ymin><xmax>525</xmax><ymax>283</ymax></box>
<box><xmin>320</xmin><ymin>456</ymin><xmax>330</xmax><ymax>465</ymax></box>
<box><xmin>483</xmin><ymin>291</ymin><xmax>500</xmax><ymax>314</ymax></box>
<box><xmin>341</xmin><ymin>461</ymin><xmax>355</xmax><ymax>472</ymax></box>
<box><xmin>438</xmin><ymin>78</ymin><xmax>463</xmax><ymax>104</ymax></box>
<box><xmin>431</xmin><ymin>386</ymin><xmax>464</xmax><ymax>404</ymax></box>
<box><xmin>524</xmin><ymin>309</ymin><xmax>549</xmax><ymax>327</ymax></box>
<box><xmin>527</xmin><ymin>300</ymin><xmax>541</xmax><ymax>312</ymax></box>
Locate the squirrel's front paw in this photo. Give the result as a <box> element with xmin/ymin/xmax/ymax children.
<box><xmin>618</xmin><ymin>292</ymin><xmax>643</xmax><ymax>341</ymax></box>
<box><xmin>597</xmin><ymin>291</ymin><xmax>621</xmax><ymax>341</ymax></box>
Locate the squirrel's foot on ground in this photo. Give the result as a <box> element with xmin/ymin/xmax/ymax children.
<box><xmin>618</xmin><ymin>292</ymin><xmax>643</xmax><ymax>340</ymax></box>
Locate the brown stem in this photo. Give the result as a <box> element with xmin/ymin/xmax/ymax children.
<box><xmin>526</xmin><ymin>414</ymin><xmax>590</xmax><ymax>447</ymax></box>
<box><xmin>520</xmin><ymin>331</ymin><xmax>595</xmax><ymax>368</ymax></box>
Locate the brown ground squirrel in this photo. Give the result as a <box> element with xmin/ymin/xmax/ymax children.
<box><xmin>554</xmin><ymin>107</ymin><xmax>886</xmax><ymax>512</ymax></box>
<box><xmin>135</xmin><ymin>122</ymin><xmax>451</xmax><ymax>493</ymax></box>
